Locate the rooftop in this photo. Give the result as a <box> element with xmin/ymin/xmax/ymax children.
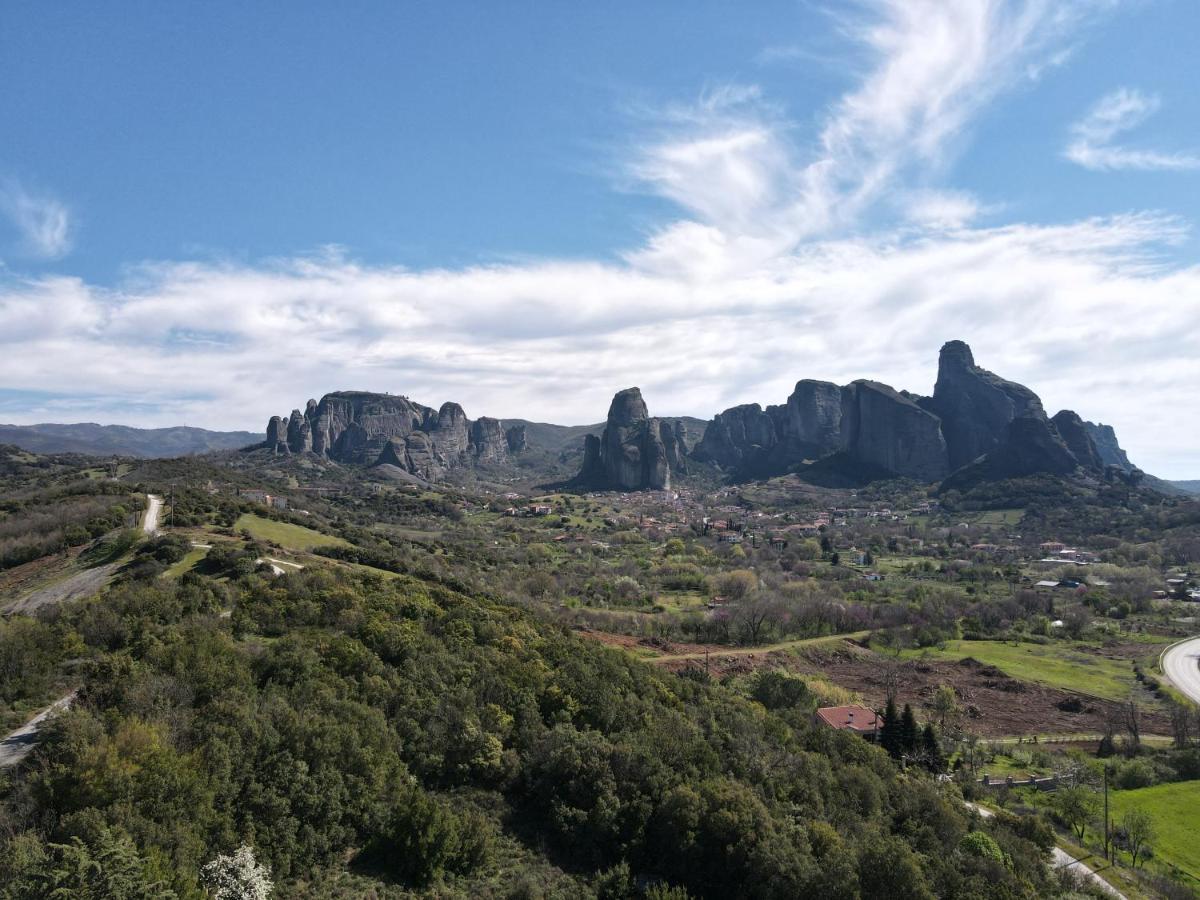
<box><xmin>814</xmin><ymin>705</ymin><xmax>881</xmax><ymax>734</ymax></box>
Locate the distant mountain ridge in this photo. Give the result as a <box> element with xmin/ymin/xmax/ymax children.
<box><xmin>0</xmin><ymin>423</ymin><xmax>259</xmax><ymax>458</ymax></box>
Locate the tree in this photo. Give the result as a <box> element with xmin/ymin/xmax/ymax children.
<box><xmin>919</xmin><ymin>723</ymin><xmax>944</xmax><ymax>773</ymax></box>
<box><xmin>900</xmin><ymin>704</ymin><xmax>920</xmax><ymax>757</ymax></box>
<box><xmin>930</xmin><ymin>684</ymin><xmax>961</xmax><ymax>732</ymax></box>
<box><xmin>1120</xmin><ymin>808</ymin><xmax>1155</xmax><ymax>868</ymax></box>
<box><xmin>201</xmin><ymin>845</ymin><xmax>274</xmax><ymax>900</ymax></box>
<box><xmin>1053</xmin><ymin>786</ymin><xmax>1099</xmax><ymax>843</ymax></box>
<box><xmin>880</xmin><ymin>697</ymin><xmax>901</xmax><ymax>759</ymax></box>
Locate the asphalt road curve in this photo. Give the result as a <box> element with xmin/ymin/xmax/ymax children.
<box><xmin>1161</xmin><ymin>636</ymin><xmax>1200</xmax><ymax>706</ymax></box>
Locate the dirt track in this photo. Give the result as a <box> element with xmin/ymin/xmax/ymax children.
<box><xmin>2</xmin><ymin>561</ymin><xmax>119</xmax><ymax>615</ymax></box>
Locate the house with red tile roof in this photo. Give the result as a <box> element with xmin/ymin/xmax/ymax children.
<box><xmin>814</xmin><ymin>705</ymin><xmax>881</xmax><ymax>740</ymax></box>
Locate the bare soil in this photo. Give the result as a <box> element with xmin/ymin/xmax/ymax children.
<box><xmin>581</xmin><ymin>630</ymin><xmax>1173</xmax><ymax>739</ymax></box>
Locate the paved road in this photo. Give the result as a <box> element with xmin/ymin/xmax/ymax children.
<box><xmin>142</xmin><ymin>493</ymin><xmax>163</xmax><ymax>534</ymax></box>
<box><xmin>966</xmin><ymin>802</ymin><xmax>1127</xmax><ymax>899</ymax></box>
<box><xmin>0</xmin><ymin>692</ymin><xmax>75</xmax><ymax>769</ymax></box>
<box><xmin>1161</xmin><ymin>637</ymin><xmax>1200</xmax><ymax>705</ymax></box>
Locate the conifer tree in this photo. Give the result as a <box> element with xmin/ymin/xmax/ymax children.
<box><xmin>880</xmin><ymin>697</ymin><xmax>901</xmax><ymax>758</ymax></box>
<box><xmin>900</xmin><ymin>704</ymin><xmax>919</xmax><ymax>757</ymax></box>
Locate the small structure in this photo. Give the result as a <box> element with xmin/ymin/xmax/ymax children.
<box><xmin>814</xmin><ymin>705</ymin><xmax>881</xmax><ymax>740</ymax></box>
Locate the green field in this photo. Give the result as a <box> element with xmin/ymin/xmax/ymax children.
<box><xmin>969</xmin><ymin>508</ymin><xmax>1025</xmax><ymax>525</ymax></box>
<box><xmin>234</xmin><ymin>514</ymin><xmax>349</xmax><ymax>551</ymax></box>
<box><xmin>1109</xmin><ymin>780</ymin><xmax>1200</xmax><ymax>877</ymax></box>
<box><xmin>164</xmin><ymin>546</ymin><xmax>208</xmax><ymax>578</ymax></box>
<box><xmin>897</xmin><ymin>640</ymin><xmax>1135</xmax><ymax>701</ymax></box>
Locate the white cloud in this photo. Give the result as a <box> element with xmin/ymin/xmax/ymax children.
<box><xmin>625</xmin><ymin>0</ymin><xmax>1107</xmax><ymax>276</ymax></box>
<box><xmin>0</xmin><ymin>179</ymin><xmax>73</xmax><ymax>259</ymax></box>
<box><xmin>1065</xmin><ymin>88</ymin><xmax>1200</xmax><ymax>171</ymax></box>
<box><xmin>1</xmin><ymin>213</ymin><xmax>1197</xmax><ymax>475</ymax></box>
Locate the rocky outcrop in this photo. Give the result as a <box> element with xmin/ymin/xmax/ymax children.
<box><xmin>694</xmin><ymin>379</ymin><xmax>948</xmax><ymax>481</ymax></box>
<box><xmin>1084</xmin><ymin>421</ymin><xmax>1134</xmax><ymax>471</ymax></box>
<box><xmin>574</xmin><ymin>387</ymin><xmax>679</xmax><ymax>490</ymax></box>
<box><xmin>263</xmin><ymin>390</ymin><xmax>526</xmax><ymax>479</ymax></box>
<box><xmin>266</xmin><ymin>416</ymin><xmax>288</xmax><ymax>453</ymax></box>
<box><xmin>505</xmin><ymin>425</ymin><xmax>527</xmax><ymax>454</ymax></box>
<box><xmin>692</xmin><ymin>404</ymin><xmax>777</xmax><ymax>469</ymax></box>
<box><xmin>942</xmin><ymin>413</ymin><xmax>1080</xmax><ymax>489</ymax></box>
<box><xmin>286</xmin><ymin>407</ymin><xmax>312</xmax><ymax>453</ymax></box>
<box><xmin>921</xmin><ymin>340</ymin><xmax>1045</xmax><ymax>469</ymax></box>
<box><xmin>841</xmin><ymin>381</ymin><xmax>949</xmax><ymax>482</ymax></box>
<box><xmin>1050</xmin><ymin>410</ymin><xmax>1103</xmax><ymax>471</ymax></box>
<box><xmin>691</xmin><ymin>341</ymin><xmax>1133</xmax><ymax>486</ymax></box>
<box><xmin>469</xmin><ymin>416</ymin><xmax>508</xmax><ymax>463</ymax></box>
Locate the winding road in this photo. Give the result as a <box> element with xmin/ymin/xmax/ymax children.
<box><xmin>1161</xmin><ymin>637</ymin><xmax>1200</xmax><ymax>706</ymax></box>
<box><xmin>0</xmin><ymin>493</ymin><xmax>167</xmax><ymax>766</ymax></box>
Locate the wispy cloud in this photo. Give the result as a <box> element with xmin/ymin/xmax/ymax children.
<box><xmin>627</xmin><ymin>0</ymin><xmax>1109</xmax><ymax>276</ymax></box>
<box><xmin>0</xmin><ymin>178</ymin><xmax>73</xmax><ymax>259</ymax></box>
<box><xmin>1065</xmin><ymin>88</ymin><xmax>1200</xmax><ymax>171</ymax></box>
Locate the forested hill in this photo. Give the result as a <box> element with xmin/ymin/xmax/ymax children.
<box><xmin>0</xmin><ymin>555</ymin><xmax>1057</xmax><ymax>897</ymax></box>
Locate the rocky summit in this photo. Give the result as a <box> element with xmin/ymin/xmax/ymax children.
<box><xmin>575</xmin><ymin>387</ymin><xmax>687</xmax><ymax>491</ymax></box>
<box><xmin>693</xmin><ymin>340</ymin><xmax>1138</xmax><ymax>487</ymax></box>
<box><xmin>262</xmin><ymin>391</ymin><xmax>522</xmax><ymax>480</ymax></box>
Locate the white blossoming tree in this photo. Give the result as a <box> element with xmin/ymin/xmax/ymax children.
<box><xmin>200</xmin><ymin>844</ymin><xmax>274</xmax><ymax>900</ymax></box>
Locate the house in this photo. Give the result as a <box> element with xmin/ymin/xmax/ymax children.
<box><xmin>814</xmin><ymin>705</ymin><xmax>881</xmax><ymax>740</ymax></box>
<box><xmin>530</xmin><ymin>504</ymin><xmax>553</xmax><ymax>516</ymax></box>
<box><xmin>863</xmin><ymin>572</ymin><xmax>885</xmax><ymax>582</ymax></box>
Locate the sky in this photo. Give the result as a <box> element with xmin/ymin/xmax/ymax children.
<box><xmin>1</xmin><ymin>1</ymin><xmax>1198</xmax><ymax>477</ymax></box>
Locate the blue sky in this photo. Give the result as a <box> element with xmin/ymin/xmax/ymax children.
<box><xmin>1</xmin><ymin>1</ymin><xmax>1199</xmax><ymax>476</ymax></box>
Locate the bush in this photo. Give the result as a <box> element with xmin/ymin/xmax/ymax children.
<box><xmin>959</xmin><ymin>831</ymin><xmax>1006</xmax><ymax>865</ymax></box>
<box><xmin>361</xmin><ymin>789</ymin><xmax>493</xmax><ymax>887</ymax></box>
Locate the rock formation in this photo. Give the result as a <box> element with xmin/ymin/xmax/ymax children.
<box><xmin>575</xmin><ymin>387</ymin><xmax>680</xmax><ymax>490</ymax></box>
<box><xmin>469</xmin><ymin>417</ymin><xmax>508</xmax><ymax>463</ymax></box>
<box><xmin>1084</xmin><ymin>421</ymin><xmax>1134</xmax><ymax>471</ymax></box>
<box><xmin>1050</xmin><ymin>410</ymin><xmax>1103</xmax><ymax>471</ymax></box>
<box><xmin>694</xmin><ymin>379</ymin><xmax>948</xmax><ymax>481</ymax></box>
<box><xmin>921</xmin><ymin>340</ymin><xmax>1044</xmax><ymax>469</ymax></box>
<box><xmin>265</xmin><ymin>416</ymin><xmax>288</xmax><ymax>453</ymax></box>
<box><xmin>693</xmin><ymin>341</ymin><xmax>1126</xmax><ymax>486</ymax></box>
<box><xmin>263</xmin><ymin>390</ymin><xmax>524</xmax><ymax>479</ymax></box>
<box><xmin>505</xmin><ymin>425</ymin><xmax>527</xmax><ymax>454</ymax></box>
<box><xmin>841</xmin><ymin>381</ymin><xmax>949</xmax><ymax>482</ymax></box>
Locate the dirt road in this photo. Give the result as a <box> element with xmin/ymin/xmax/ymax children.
<box><xmin>142</xmin><ymin>493</ymin><xmax>163</xmax><ymax>534</ymax></box>
<box><xmin>0</xmin><ymin>692</ymin><xmax>75</xmax><ymax>769</ymax></box>
<box><xmin>1161</xmin><ymin>636</ymin><xmax>1200</xmax><ymax>706</ymax></box>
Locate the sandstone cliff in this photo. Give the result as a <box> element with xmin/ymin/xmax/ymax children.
<box><xmin>693</xmin><ymin>341</ymin><xmax>1124</xmax><ymax>486</ymax></box>
<box><xmin>921</xmin><ymin>340</ymin><xmax>1044</xmax><ymax>470</ymax></box>
<box><xmin>263</xmin><ymin>390</ymin><xmax>526</xmax><ymax>479</ymax></box>
<box><xmin>575</xmin><ymin>387</ymin><xmax>680</xmax><ymax>490</ymax></box>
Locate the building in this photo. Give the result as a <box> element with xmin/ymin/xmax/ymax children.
<box><xmin>814</xmin><ymin>705</ymin><xmax>881</xmax><ymax>740</ymax></box>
